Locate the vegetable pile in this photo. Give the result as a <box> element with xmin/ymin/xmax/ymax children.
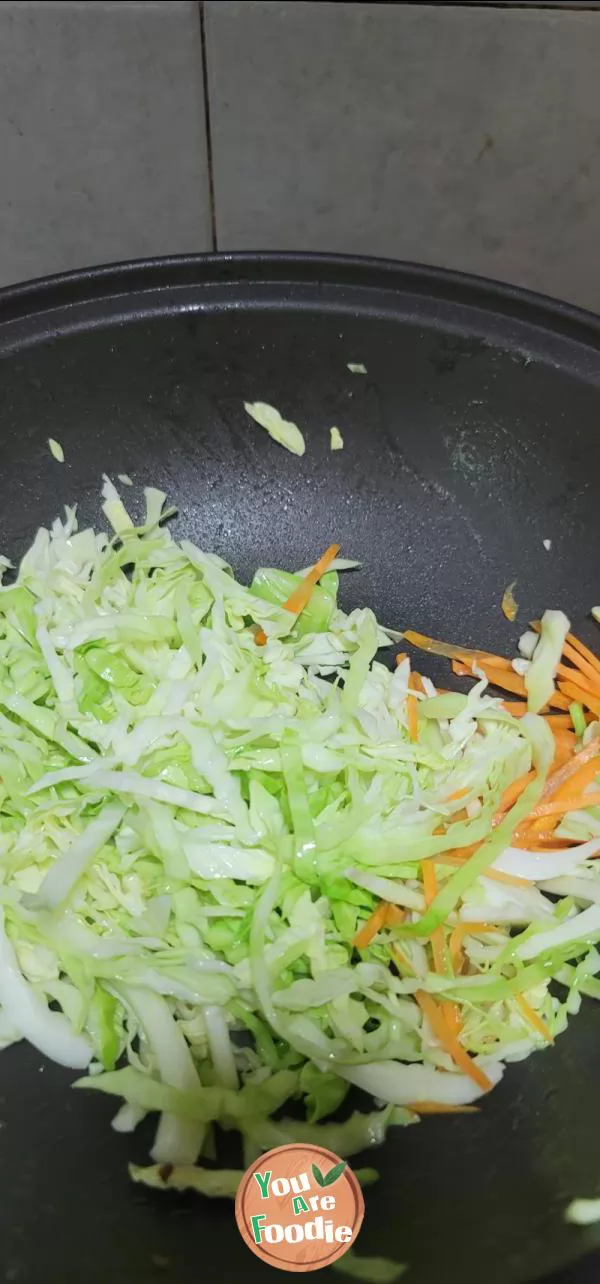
<box><xmin>1</xmin><ymin>480</ymin><xmax>600</xmax><ymax>1198</ymax></box>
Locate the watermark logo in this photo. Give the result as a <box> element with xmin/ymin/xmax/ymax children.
<box><xmin>235</xmin><ymin>1143</ymin><xmax>364</xmax><ymax>1273</ymax></box>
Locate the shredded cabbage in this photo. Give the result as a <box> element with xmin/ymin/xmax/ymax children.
<box><xmin>48</xmin><ymin>438</ymin><xmax>65</xmax><ymax>464</ymax></box>
<box><xmin>525</xmin><ymin>610</ymin><xmax>570</xmax><ymax>712</ymax></box>
<box><xmin>244</xmin><ymin>402</ymin><xmax>305</xmax><ymax>456</ymax></box>
<box><xmin>566</xmin><ymin>1197</ymin><xmax>600</xmax><ymax>1225</ymax></box>
<box><xmin>0</xmin><ymin>478</ymin><xmax>599</xmax><ymax>1211</ymax></box>
<box><xmin>333</xmin><ymin>1250</ymin><xmax>405</xmax><ymax>1282</ymax></box>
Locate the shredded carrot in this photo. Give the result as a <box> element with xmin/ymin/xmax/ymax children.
<box><xmin>445</xmin><ymin>808</ymin><xmax>469</xmax><ymax>826</ymax></box>
<box><xmin>558</xmin><ymin>678</ymin><xmax>600</xmax><ymax>717</ymax></box>
<box><xmin>403</xmin><ymin>629</ymin><xmax>512</xmax><ymax>671</ymax></box>
<box><xmin>502</xmin><ymin>704</ymin><xmax>574</xmax><ymax>726</ymax></box>
<box><xmin>547</xmin><ymin>714</ymin><xmax>584</xmax><ymax>727</ymax></box>
<box><xmin>451</xmin><ymin>659</ymin><xmax>521</xmax><ymax>686</ymax></box>
<box><xmin>556</xmin><ymin>662</ymin><xmax>600</xmax><ymax>700</ymax></box>
<box><xmin>464</xmin><ymin>662</ymin><xmax>526</xmax><ymax>696</ymax></box>
<box><xmin>553</xmin><ymin>755</ymin><xmax>600</xmax><ymax>796</ymax></box>
<box><xmin>415</xmin><ymin>990</ymin><xmax>493</xmax><ymax>1093</ymax></box>
<box><xmin>456</xmin><ymin>658</ymin><xmax>571</xmax><ymax>710</ymax></box>
<box><xmin>421</xmin><ymin>861</ymin><xmax>461</xmax><ymax>1033</ymax></box>
<box><xmin>552</xmin><ymin>730</ymin><xmax>577</xmax><ymax>749</ymax></box>
<box><xmin>384</xmin><ymin>905</ymin><xmax>406</xmax><ymax>927</ymax></box>
<box><xmin>395</xmin><ymin>652</ymin><xmax>408</xmax><ymax>666</ymax></box>
<box><xmin>512</xmin><ymin>831</ymin><xmax>576</xmax><ymax>850</ymax></box>
<box><xmin>552</xmin><ymin>739</ymin><xmax>576</xmax><ymax>771</ymax></box>
<box><xmin>406</xmin><ymin>1102</ymin><xmax>479</xmax><ymax>1115</ymax></box>
<box><xmin>515</xmin><ymin>994</ymin><xmax>553</xmax><ymax>1044</ymax></box>
<box><xmin>526</xmin><ymin>790</ymin><xmax>600</xmax><ymax>821</ymax></box>
<box><xmin>421</xmin><ymin>861</ymin><xmax>447</xmax><ymax>976</ymax></box>
<box><xmin>446</xmin><ymin>786</ymin><xmax>471</xmax><ymax>803</ymax></box>
<box><xmin>501</xmin><ymin>582</ymin><xmax>518</xmax><ymax>622</ymax></box>
<box><xmin>566</xmin><ymin>633</ymin><xmax>600</xmax><ymax>680</ymax></box>
<box><xmin>281</xmin><ymin>543</ymin><xmax>341</xmax><ymax>616</ymax></box>
<box><xmin>524</xmin><ymin>751</ymin><xmax>600</xmax><ymax>837</ymax></box>
<box><xmin>531</xmin><ymin>625</ymin><xmax>600</xmax><ymax>688</ymax></box>
<box><xmin>496</xmin><ymin>771</ymin><xmax>536</xmax><ymax>818</ymax></box>
<box><xmin>443</xmin><ymin>1004</ymin><xmax>463</xmax><ymax>1036</ymax></box>
<box><xmin>542</xmin><ymin>740</ymin><xmax>600</xmax><ymax>800</ymax></box>
<box><xmin>449</xmin><ymin>922</ymin><xmax>500</xmax><ymax>973</ymax></box>
<box><xmin>563</xmin><ymin>637</ymin><xmax>600</xmax><ymax>686</ymax></box>
<box><xmin>255</xmin><ymin>543</ymin><xmax>341</xmax><ymax>646</ymax></box>
<box><xmin>353</xmin><ymin>901</ymin><xmax>388</xmax><ymax>949</ymax></box>
<box><xmin>407</xmin><ymin>674</ymin><xmax>419</xmax><ymax>742</ymax></box>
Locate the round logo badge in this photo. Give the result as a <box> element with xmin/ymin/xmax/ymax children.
<box><xmin>235</xmin><ymin>1143</ymin><xmax>365</xmax><ymax>1273</ymax></box>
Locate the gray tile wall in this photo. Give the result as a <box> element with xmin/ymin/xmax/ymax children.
<box><xmin>0</xmin><ymin>1</ymin><xmax>211</xmax><ymax>283</ymax></box>
<box><xmin>206</xmin><ymin>1</ymin><xmax>600</xmax><ymax>312</ymax></box>
<box><xmin>1</xmin><ymin>1</ymin><xmax>600</xmax><ymax>311</ymax></box>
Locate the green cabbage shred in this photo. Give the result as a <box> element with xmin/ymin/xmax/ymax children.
<box><xmin>0</xmin><ymin>478</ymin><xmax>598</xmax><ymax>1216</ymax></box>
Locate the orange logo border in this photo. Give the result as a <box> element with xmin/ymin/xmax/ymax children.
<box><xmin>235</xmin><ymin>1143</ymin><xmax>365</xmax><ymax>1273</ymax></box>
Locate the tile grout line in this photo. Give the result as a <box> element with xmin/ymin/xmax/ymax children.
<box><xmin>198</xmin><ymin>1</ymin><xmax>218</xmax><ymax>253</ymax></box>
<box><xmin>328</xmin><ymin>2</ymin><xmax>600</xmax><ymax>9</ymax></box>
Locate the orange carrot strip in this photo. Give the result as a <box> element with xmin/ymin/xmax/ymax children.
<box><xmin>552</xmin><ymin>741</ymin><xmax>576</xmax><ymax>771</ymax></box>
<box><xmin>566</xmin><ymin>633</ymin><xmax>600</xmax><ymax>680</ymax></box>
<box><xmin>557</xmin><ymin>662</ymin><xmax>600</xmax><ymax>700</ymax></box>
<box><xmin>526</xmin><ymin>751</ymin><xmax>600</xmax><ymax>836</ymax></box>
<box><xmin>406</xmin><ymin>1102</ymin><xmax>479</xmax><ymax>1115</ymax></box>
<box><xmin>422</xmin><ymin>859</ymin><xmax>461</xmax><ymax>1033</ymax></box>
<box><xmin>403</xmin><ymin>629</ymin><xmax>512</xmax><ymax>671</ymax></box>
<box><xmin>502</xmin><ymin>704</ymin><xmax>573</xmax><ymax>725</ymax></box>
<box><xmin>552</xmin><ymin>730</ymin><xmax>577</xmax><ymax>747</ymax></box>
<box><xmin>282</xmin><ymin>543</ymin><xmax>341</xmax><ymax>616</ymax></box>
<box><xmin>502</xmin><ymin>582</ymin><xmax>518</xmax><ymax>622</ymax></box>
<box><xmin>542</xmin><ymin>740</ymin><xmax>600</xmax><ymax>800</ymax></box>
<box><xmin>451</xmin><ymin>660</ymin><xmax>473</xmax><ymax>678</ymax></box>
<box><xmin>385</xmin><ymin>905</ymin><xmax>406</xmax><ymax>927</ymax></box>
<box><xmin>353</xmin><ymin>901</ymin><xmax>388</xmax><ymax>950</ymax></box>
<box><xmin>446</xmin><ymin>787</ymin><xmax>471</xmax><ymax>803</ymax></box>
<box><xmin>496</xmin><ymin>771</ymin><xmax>536</xmax><ymax>818</ymax></box>
<box><xmin>528</xmin><ymin>623</ymin><xmax>598</xmax><ymax>701</ymax></box>
<box><xmin>527</xmin><ymin>790</ymin><xmax>600</xmax><ymax>821</ymax></box>
<box><xmin>563</xmin><ymin>638</ymin><xmax>600</xmax><ymax>686</ymax></box>
<box><xmin>443</xmin><ymin>1004</ymin><xmax>463</xmax><ymax>1036</ymax></box>
<box><xmin>553</xmin><ymin>756</ymin><xmax>600</xmax><ymax>796</ymax></box>
<box><xmin>395</xmin><ymin>652</ymin><xmax>408</xmax><ymax>666</ymax></box>
<box><xmin>515</xmin><ymin>994</ymin><xmax>553</xmax><ymax>1044</ymax></box>
<box><xmin>512</xmin><ymin>834</ymin><xmax>576</xmax><ymax>850</ymax></box>
<box><xmin>255</xmin><ymin>628</ymin><xmax>268</xmax><ymax>646</ymax></box>
<box><xmin>470</xmin><ymin>663</ymin><xmax>527</xmax><ymax>697</ymax></box>
<box><xmin>558</xmin><ymin>678</ymin><xmax>600</xmax><ymax>717</ymax></box>
<box><xmin>415</xmin><ymin>990</ymin><xmax>493</xmax><ymax>1093</ymax></box>
<box><xmin>407</xmin><ymin>674</ymin><xmax>419</xmax><ymax>743</ymax></box>
<box><xmin>460</xmin><ymin>660</ymin><xmax>571</xmax><ymax>710</ymax></box>
<box><xmin>421</xmin><ymin>861</ymin><xmax>446</xmax><ymax>975</ymax></box>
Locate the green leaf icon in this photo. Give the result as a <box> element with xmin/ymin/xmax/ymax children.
<box><xmin>323</xmin><ymin>1160</ymin><xmax>347</xmax><ymax>1186</ymax></box>
<box><xmin>312</xmin><ymin>1163</ymin><xmax>325</xmax><ymax>1187</ymax></box>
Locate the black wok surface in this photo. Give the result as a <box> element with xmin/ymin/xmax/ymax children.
<box><xmin>0</xmin><ymin>253</ymin><xmax>599</xmax><ymax>1284</ymax></box>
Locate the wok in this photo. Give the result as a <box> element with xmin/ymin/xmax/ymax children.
<box><xmin>0</xmin><ymin>253</ymin><xmax>599</xmax><ymax>1284</ymax></box>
